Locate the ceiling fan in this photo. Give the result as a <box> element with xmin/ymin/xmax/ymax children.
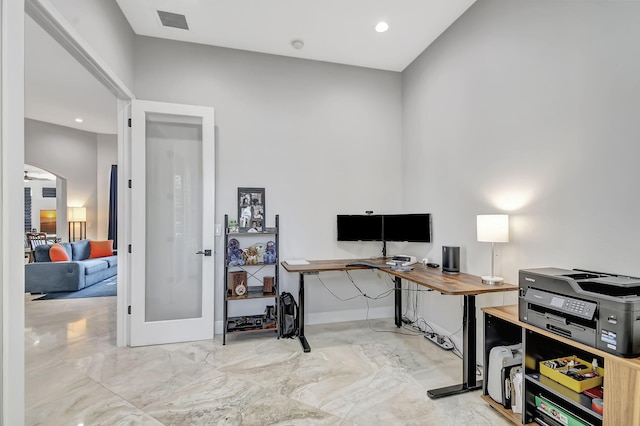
<box><xmin>24</xmin><ymin>170</ymin><xmax>55</xmax><ymax>181</ymax></box>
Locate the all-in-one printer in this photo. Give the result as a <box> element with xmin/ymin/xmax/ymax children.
<box><xmin>519</xmin><ymin>267</ymin><xmax>640</xmax><ymax>358</ymax></box>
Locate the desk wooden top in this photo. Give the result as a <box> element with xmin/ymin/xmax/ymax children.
<box><xmin>281</xmin><ymin>258</ymin><xmax>518</xmax><ymax>296</ymax></box>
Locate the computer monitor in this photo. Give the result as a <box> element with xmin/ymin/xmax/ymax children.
<box><xmin>336</xmin><ymin>215</ymin><xmax>383</xmax><ymax>241</ymax></box>
<box><xmin>383</xmin><ymin>213</ymin><xmax>431</xmax><ymax>242</ymax></box>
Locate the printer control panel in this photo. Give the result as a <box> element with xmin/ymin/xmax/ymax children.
<box><xmin>524</xmin><ymin>288</ymin><xmax>597</xmax><ymax>320</ymax></box>
<box><xmin>562</xmin><ymin>299</ymin><xmax>588</xmax><ymax>315</ymax></box>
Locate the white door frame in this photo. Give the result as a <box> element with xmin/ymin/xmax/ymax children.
<box><xmin>2</xmin><ymin>0</ymin><xmax>26</xmax><ymax>423</ymax></box>
<box><xmin>4</xmin><ymin>1</ymin><xmax>135</xmax><ymax>422</ymax></box>
<box><xmin>23</xmin><ymin>2</ymin><xmax>136</xmax><ymax>341</ymax></box>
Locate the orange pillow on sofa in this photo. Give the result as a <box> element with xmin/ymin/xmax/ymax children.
<box><xmin>89</xmin><ymin>240</ymin><xmax>114</xmax><ymax>258</ymax></box>
<box><xmin>49</xmin><ymin>243</ymin><xmax>70</xmax><ymax>262</ymax></box>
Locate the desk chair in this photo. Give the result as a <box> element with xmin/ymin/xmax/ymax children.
<box><xmin>24</xmin><ymin>235</ymin><xmax>31</xmax><ymax>263</ymax></box>
<box><xmin>26</xmin><ymin>232</ymin><xmax>48</xmax><ymax>263</ymax></box>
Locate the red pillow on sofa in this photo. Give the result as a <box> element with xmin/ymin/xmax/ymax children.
<box><xmin>89</xmin><ymin>240</ymin><xmax>114</xmax><ymax>258</ymax></box>
<box><xmin>49</xmin><ymin>243</ymin><xmax>70</xmax><ymax>262</ymax></box>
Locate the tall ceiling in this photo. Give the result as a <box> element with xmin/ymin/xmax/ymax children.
<box><xmin>24</xmin><ymin>15</ymin><xmax>118</xmax><ymax>135</ymax></box>
<box><xmin>116</xmin><ymin>0</ymin><xmax>476</xmax><ymax>72</ymax></box>
<box><xmin>24</xmin><ymin>0</ymin><xmax>476</xmax><ymax>135</ymax></box>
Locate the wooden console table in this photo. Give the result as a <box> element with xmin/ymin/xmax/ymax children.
<box><xmin>282</xmin><ymin>258</ymin><xmax>518</xmax><ymax>399</ymax></box>
<box><xmin>482</xmin><ymin>305</ymin><xmax>640</xmax><ymax>425</ymax></box>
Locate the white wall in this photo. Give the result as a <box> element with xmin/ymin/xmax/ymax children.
<box><xmin>25</xmin><ymin>119</ymin><xmax>117</xmax><ymax>241</ymax></box>
<box><xmin>48</xmin><ymin>0</ymin><xmax>135</xmax><ymax>92</ymax></box>
<box><xmin>23</xmin><ymin>0</ymin><xmax>640</xmax><ymax>363</ymax></box>
<box><xmin>133</xmin><ymin>37</ymin><xmax>404</xmax><ymax>324</ymax></box>
<box><xmin>402</xmin><ymin>0</ymin><xmax>640</xmax><ymax>350</ymax></box>
<box><xmin>97</xmin><ymin>133</ymin><xmax>117</xmax><ymax>240</ymax></box>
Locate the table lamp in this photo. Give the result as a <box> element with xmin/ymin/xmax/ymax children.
<box><xmin>68</xmin><ymin>207</ymin><xmax>87</xmax><ymax>241</ymax></box>
<box><xmin>477</xmin><ymin>214</ymin><xmax>509</xmax><ymax>285</ymax></box>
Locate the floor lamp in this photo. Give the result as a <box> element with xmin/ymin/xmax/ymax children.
<box><xmin>477</xmin><ymin>214</ymin><xmax>509</xmax><ymax>285</ymax></box>
<box><xmin>68</xmin><ymin>207</ymin><xmax>87</xmax><ymax>242</ymax></box>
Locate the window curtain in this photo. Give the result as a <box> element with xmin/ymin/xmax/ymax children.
<box><xmin>24</xmin><ymin>187</ymin><xmax>32</xmax><ymax>232</ymax></box>
<box><xmin>108</xmin><ymin>165</ymin><xmax>118</xmax><ymax>249</ymax></box>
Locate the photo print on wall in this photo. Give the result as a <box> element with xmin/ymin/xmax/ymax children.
<box><xmin>238</xmin><ymin>187</ymin><xmax>265</xmax><ymax>232</ymax></box>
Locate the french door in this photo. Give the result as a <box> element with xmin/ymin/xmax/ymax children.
<box><xmin>130</xmin><ymin>100</ymin><xmax>215</xmax><ymax>346</ymax></box>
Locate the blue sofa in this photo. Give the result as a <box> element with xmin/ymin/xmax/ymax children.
<box><xmin>25</xmin><ymin>239</ymin><xmax>117</xmax><ymax>294</ymax></box>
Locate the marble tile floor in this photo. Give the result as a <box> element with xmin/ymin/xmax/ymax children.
<box><xmin>25</xmin><ymin>295</ymin><xmax>511</xmax><ymax>426</ymax></box>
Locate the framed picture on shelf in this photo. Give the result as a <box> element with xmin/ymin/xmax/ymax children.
<box><xmin>238</xmin><ymin>187</ymin><xmax>265</xmax><ymax>232</ymax></box>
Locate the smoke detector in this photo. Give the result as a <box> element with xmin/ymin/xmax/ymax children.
<box><xmin>291</xmin><ymin>39</ymin><xmax>305</xmax><ymax>50</ymax></box>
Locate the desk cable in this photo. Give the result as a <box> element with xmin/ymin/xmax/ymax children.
<box><xmin>312</xmin><ymin>271</ymin><xmax>484</xmax><ymax>376</ymax></box>
<box><xmin>401</xmin><ymin>279</ymin><xmax>463</xmax><ymax>358</ymax></box>
<box><xmin>401</xmin><ymin>280</ymin><xmax>483</xmax><ymax>377</ymax></box>
<box><xmin>310</xmin><ymin>271</ymin><xmax>418</xmax><ymax>336</ymax></box>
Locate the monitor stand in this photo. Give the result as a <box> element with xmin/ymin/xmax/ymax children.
<box><xmin>373</xmin><ymin>241</ymin><xmax>390</xmax><ymax>260</ymax></box>
<box><xmin>379</xmin><ymin>240</ymin><xmax>388</xmax><ymax>259</ymax></box>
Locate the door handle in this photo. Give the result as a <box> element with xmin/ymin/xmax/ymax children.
<box><xmin>196</xmin><ymin>249</ymin><xmax>212</xmax><ymax>256</ymax></box>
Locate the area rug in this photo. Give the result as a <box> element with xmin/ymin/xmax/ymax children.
<box><xmin>33</xmin><ymin>275</ymin><xmax>117</xmax><ymax>300</ymax></box>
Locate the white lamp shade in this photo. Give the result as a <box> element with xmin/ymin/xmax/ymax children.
<box><xmin>477</xmin><ymin>214</ymin><xmax>509</xmax><ymax>243</ymax></box>
<box><xmin>68</xmin><ymin>207</ymin><xmax>86</xmax><ymax>222</ymax></box>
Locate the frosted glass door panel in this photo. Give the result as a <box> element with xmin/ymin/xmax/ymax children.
<box><xmin>130</xmin><ymin>100</ymin><xmax>214</xmax><ymax>347</ymax></box>
<box><xmin>145</xmin><ymin>114</ymin><xmax>203</xmax><ymax>322</ymax></box>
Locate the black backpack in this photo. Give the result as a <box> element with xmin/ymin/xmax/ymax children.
<box><xmin>279</xmin><ymin>292</ymin><xmax>298</xmax><ymax>338</ymax></box>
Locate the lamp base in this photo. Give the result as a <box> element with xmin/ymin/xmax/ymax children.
<box><xmin>481</xmin><ymin>275</ymin><xmax>504</xmax><ymax>285</ymax></box>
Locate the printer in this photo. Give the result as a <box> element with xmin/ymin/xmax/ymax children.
<box><xmin>519</xmin><ymin>267</ymin><xmax>640</xmax><ymax>358</ymax></box>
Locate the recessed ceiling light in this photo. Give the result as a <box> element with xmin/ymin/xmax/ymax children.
<box><xmin>291</xmin><ymin>39</ymin><xmax>304</xmax><ymax>50</ymax></box>
<box><xmin>74</xmin><ymin>118</ymin><xmax>83</xmax><ymax>123</ymax></box>
<box><xmin>375</xmin><ymin>21</ymin><xmax>389</xmax><ymax>33</ymax></box>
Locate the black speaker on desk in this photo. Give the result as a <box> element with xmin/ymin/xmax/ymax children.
<box><xmin>442</xmin><ymin>246</ymin><xmax>460</xmax><ymax>274</ymax></box>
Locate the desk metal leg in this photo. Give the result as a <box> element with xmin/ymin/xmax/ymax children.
<box><xmin>394</xmin><ymin>276</ymin><xmax>402</xmax><ymax>327</ymax></box>
<box><xmin>427</xmin><ymin>294</ymin><xmax>482</xmax><ymax>399</ymax></box>
<box><xmin>298</xmin><ymin>273</ymin><xmax>311</xmax><ymax>353</ymax></box>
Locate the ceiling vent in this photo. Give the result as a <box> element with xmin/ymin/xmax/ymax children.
<box><xmin>157</xmin><ymin>10</ymin><xmax>189</xmax><ymax>30</ymax></box>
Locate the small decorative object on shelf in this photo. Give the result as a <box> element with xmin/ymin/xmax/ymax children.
<box><xmin>227</xmin><ymin>315</ymin><xmax>264</xmax><ymax>331</ymax></box>
<box><xmin>264</xmin><ymin>241</ymin><xmax>277</xmax><ymax>264</ymax></box>
<box><xmin>263</xmin><ymin>276</ymin><xmax>274</xmax><ymax>293</ymax></box>
<box><xmin>243</xmin><ymin>245</ymin><xmax>259</xmax><ymax>264</ymax></box>
<box><xmin>264</xmin><ymin>305</ymin><xmax>277</xmax><ymax>329</ymax></box>
<box><xmin>227</xmin><ymin>238</ymin><xmax>244</xmax><ymax>266</ymax></box>
<box><xmin>254</xmin><ymin>242</ymin><xmax>266</xmax><ymax>262</ymax></box>
<box><xmin>229</xmin><ymin>271</ymin><xmax>247</xmax><ymax>297</ymax></box>
<box><xmin>228</xmin><ymin>219</ymin><xmax>239</xmax><ymax>233</ymax></box>
<box><xmin>223</xmin><ymin>213</ymin><xmax>280</xmax><ymax>345</ymax></box>
<box><xmin>237</xmin><ymin>187</ymin><xmax>265</xmax><ymax>232</ymax></box>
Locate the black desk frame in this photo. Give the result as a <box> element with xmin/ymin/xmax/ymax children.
<box><xmin>292</xmin><ymin>270</ymin><xmax>482</xmax><ymax>398</ymax></box>
<box><xmin>297</xmin><ymin>271</ymin><xmax>313</xmax><ymax>353</ymax></box>
<box><xmin>393</xmin><ymin>276</ymin><xmax>480</xmax><ymax>398</ymax></box>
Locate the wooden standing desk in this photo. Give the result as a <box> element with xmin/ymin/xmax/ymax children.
<box><xmin>281</xmin><ymin>258</ymin><xmax>518</xmax><ymax>399</ymax></box>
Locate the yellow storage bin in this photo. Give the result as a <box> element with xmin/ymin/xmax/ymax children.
<box><xmin>539</xmin><ymin>355</ymin><xmax>604</xmax><ymax>393</ymax></box>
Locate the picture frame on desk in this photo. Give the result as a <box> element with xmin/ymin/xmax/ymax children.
<box><xmin>238</xmin><ymin>187</ymin><xmax>265</xmax><ymax>232</ymax></box>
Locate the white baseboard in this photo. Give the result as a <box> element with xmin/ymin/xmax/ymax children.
<box><xmin>214</xmin><ymin>306</ymin><xmax>395</xmax><ymax>336</ymax></box>
<box><xmin>215</xmin><ymin>321</ymin><xmax>224</xmax><ymax>335</ymax></box>
<box><xmin>306</xmin><ymin>306</ymin><xmax>394</xmax><ymax>325</ymax></box>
